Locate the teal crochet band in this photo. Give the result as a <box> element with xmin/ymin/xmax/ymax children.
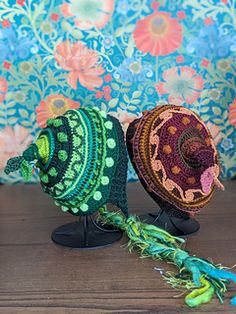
<box><xmin>98</xmin><ymin>206</ymin><xmax>236</xmax><ymax>308</ymax></box>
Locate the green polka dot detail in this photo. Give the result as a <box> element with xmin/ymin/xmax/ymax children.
<box><xmin>61</xmin><ymin>205</ymin><xmax>68</xmax><ymax>212</ymax></box>
<box><xmin>48</xmin><ymin>167</ymin><xmax>58</xmax><ymax>177</ymax></box>
<box><xmin>107</xmin><ymin>138</ymin><xmax>116</xmax><ymax>149</ymax></box>
<box><xmin>53</xmin><ymin>119</ymin><xmax>63</xmax><ymax>127</ymax></box>
<box><xmin>104</xmin><ymin>121</ymin><xmax>113</xmax><ymax>130</ymax></box>
<box><xmin>41</xmin><ymin>174</ymin><xmax>49</xmax><ymax>183</ymax></box>
<box><xmin>58</xmin><ymin>150</ymin><xmax>68</xmax><ymax>161</ymax></box>
<box><xmin>57</xmin><ymin>132</ymin><xmax>68</xmax><ymax>142</ymax></box>
<box><xmin>71</xmin><ymin>207</ymin><xmax>79</xmax><ymax>213</ymax></box>
<box><xmin>101</xmin><ymin>176</ymin><xmax>109</xmax><ymax>185</ymax></box>
<box><xmin>80</xmin><ymin>203</ymin><xmax>89</xmax><ymax>212</ymax></box>
<box><xmin>46</xmin><ymin>118</ymin><xmax>54</xmax><ymax>126</ymax></box>
<box><xmin>93</xmin><ymin>191</ymin><xmax>102</xmax><ymax>201</ymax></box>
<box><xmin>106</xmin><ymin>157</ymin><xmax>114</xmax><ymax>167</ymax></box>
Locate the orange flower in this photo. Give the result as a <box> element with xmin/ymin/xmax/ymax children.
<box><xmin>0</xmin><ymin>76</ymin><xmax>8</xmax><ymax>103</ymax></box>
<box><xmin>133</xmin><ymin>12</ymin><xmax>183</xmax><ymax>56</ymax></box>
<box><xmin>206</xmin><ymin>122</ymin><xmax>223</xmax><ymax>145</ymax></box>
<box><xmin>54</xmin><ymin>41</ymin><xmax>104</xmax><ymax>90</ymax></box>
<box><xmin>229</xmin><ymin>98</ymin><xmax>236</xmax><ymax>127</ymax></box>
<box><xmin>0</xmin><ymin>125</ymin><xmax>32</xmax><ymax>170</ymax></box>
<box><xmin>36</xmin><ymin>94</ymin><xmax>80</xmax><ymax>128</ymax></box>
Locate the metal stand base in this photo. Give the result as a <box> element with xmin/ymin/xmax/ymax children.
<box><xmin>51</xmin><ymin>215</ymin><xmax>123</xmax><ymax>249</ymax></box>
<box><xmin>140</xmin><ymin>209</ymin><xmax>200</xmax><ymax>237</ymax></box>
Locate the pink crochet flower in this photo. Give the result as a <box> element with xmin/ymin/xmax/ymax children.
<box><xmin>54</xmin><ymin>41</ymin><xmax>104</xmax><ymax>90</ymax></box>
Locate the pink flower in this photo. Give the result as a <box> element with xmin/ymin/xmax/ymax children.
<box><xmin>36</xmin><ymin>94</ymin><xmax>80</xmax><ymax>128</ymax></box>
<box><xmin>221</xmin><ymin>0</ymin><xmax>228</xmax><ymax>4</ymax></box>
<box><xmin>229</xmin><ymin>98</ymin><xmax>236</xmax><ymax>127</ymax></box>
<box><xmin>177</xmin><ymin>11</ymin><xmax>186</xmax><ymax>20</ymax></box>
<box><xmin>156</xmin><ymin>66</ymin><xmax>204</xmax><ymax>105</ymax></box>
<box><xmin>204</xmin><ymin>17</ymin><xmax>213</xmax><ymax>25</ymax></box>
<box><xmin>104</xmin><ymin>74</ymin><xmax>112</xmax><ymax>82</ymax></box>
<box><xmin>0</xmin><ymin>125</ymin><xmax>33</xmax><ymax>170</ymax></box>
<box><xmin>151</xmin><ymin>1</ymin><xmax>160</xmax><ymax>10</ymax></box>
<box><xmin>17</xmin><ymin>0</ymin><xmax>25</xmax><ymax>6</ymax></box>
<box><xmin>3</xmin><ymin>61</ymin><xmax>11</xmax><ymax>70</ymax></box>
<box><xmin>176</xmin><ymin>55</ymin><xmax>184</xmax><ymax>63</ymax></box>
<box><xmin>103</xmin><ymin>85</ymin><xmax>112</xmax><ymax>94</ymax></box>
<box><xmin>0</xmin><ymin>76</ymin><xmax>8</xmax><ymax>103</ymax></box>
<box><xmin>109</xmin><ymin>109</ymin><xmax>140</xmax><ymax>134</ymax></box>
<box><xmin>54</xmin><ymin>41</ymin><xmax>104</xmax><ymax>90</ymax></box>
<box><xmin>1</xmin><ymin>20</ymin><xmax>11</xmax><ymax>28</ymax></box>
<box><xmin>133</xmin><ymin>11</ymin><xmax>183</xmax><ymax>56</ymax></box>
<box><xmin>51</xmin><ymin>13</ymin><xmax>60</xmax><ymax>22</ymax></box>
<box><xmin>95</xmin><ymin>91</ymin><xmax>104</xmax><ymax>99</ymax></box>
<box><xmin>206</xmin><ymin>122</ymin><xmax>223</xmax><ymax>145</ymax></box>
<box><xmin>201</xmin><ymin>59</ymin><xmax>210</xmax><ymax>68</ymax></box>
<box><xmin>104</xmin><ymin>94</ymin><xmax>112</xmax><ymax>101</ymax></box>
<box><xmin>60</xmin><ymin>0</ymin><xmax>114</xmax><ymax>30</ymax></box>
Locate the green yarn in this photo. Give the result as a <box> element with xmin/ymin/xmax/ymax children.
<box><xmin>93</xmin><ymin>191</ymin><xmax>102</xmax><ymax>201</ymax></box>
<box><xmin>107</xmin><ymin>138</ymin><xmax>116</xmax><ymax>149</ymax></box>
<box><xmin>57</xmin><ymin>132</ymin><xmax>68</xmax><ymax>142</ymax></box>
<box><xmin>53</xmin><ymin>119</ymin><xmax>63</xmax><ymax>127</ymax></box>
<box><xmin>105</xmin><ymin>157</ymin><xmax>114</xmax><ymax>167</ymax></box>
<box><xmin>58</xmin><ymin>150</ymin><xmax>68</xmax><ymax>161</ymax></box>
<box><xmin>98</xmin><ymin>206</ymin><xmax>236</xmax><ymax>308</ymax></box>
<box><xmin>48</xmin><ymin>167</ymin><xmax>58</xmax><ymax>177</ymax></box>
<box><xmin>80</xmin><ymin>203</ymin><xmax>89</xmax><ymax>212</ymax></box>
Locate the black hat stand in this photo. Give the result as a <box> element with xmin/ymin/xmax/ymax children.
<box><xmin>51</xmin><ymin>214</ymin><xmax>123</xmax><ymax>249</ymax></box>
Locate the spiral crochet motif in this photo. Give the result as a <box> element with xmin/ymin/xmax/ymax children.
<box><xmin>5</xmin><ymin>107</ymin><xmax>128</xmax><ymax>216</ymax></box>
<box><xmin>126</xmin><ymin>105</ymin><xmax>221</xmax><ymax>215</ymax></box>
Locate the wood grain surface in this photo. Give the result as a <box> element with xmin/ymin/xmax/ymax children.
<box><xmin>0</xmin><ymin>182</ymin><xmax>236</xmax><ymax>314</ymax></box>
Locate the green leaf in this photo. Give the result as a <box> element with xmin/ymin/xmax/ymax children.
<box><xmin>125</xmin><ymin>36</ymin><xmax>134</xmax><ymax>58</ymax></box>
<box><xmin>212</xmin><ymin>107</ymin><xmax>222</xmax><ymax>116</ymax></box>
<box><xmin>130</xmin><ymin>99</ymin><xmax>141</xmax><ymax>105</ymax></box>
<box><xmin>19</xmin><ymin>109</ymin><xmax>29</xmax><ymax>118</ymax></box>
<box><xmin>108</xmin><ymin>98</ymin><xmax>119</xmax><ymax>108</ymax></box>
<box><xmin>200</xmin><ymin>106</ymin><xmax>209</xmax><ymax>113</ymax></box>
<box><xmin>128</xmin><ymin>105</ymin><xmax>137</xmax><ymax>111</ymax></box>
<box><xmin>21</xmin><ymin>120</ymin><xmax>32</xmax><ymax>127</ymax></box>
<box><xmin>212</xmin><ymin>118</ymin><xmax>223</xmax><ymax>125</ymax></box>
<box><xmin>7</xmin><ymin>109</ymin><xmax>16</xmax><ymax>115</ymax></box>
<box><xmin>114</xmin><ymin>27</ymin><xmax>124</xmax><ymax>37</ymax></box>
<box><xmin>132</xmin><ymin>91</ymin><xmax>142</xmax><ymax>98</ymax></box>
<box><xmin>125</xmin><ymin>24</ymin><xmax>135</xmax><ymax>33</ymax></box>
<box><xmin>123</xmin><ymin>94</ymin><xmax>130</xmax><ymax>103</ymax></box>
<box><xmin>111</xmin><ymin>83</ymin><xmax>120</xmax><ymax>91</ymax></box>
<box><xmin>86</xmin><ymin>31</ymin><xmax>99</xmax><ymax>39</ymax></box>
<box><xmin>8</xmin><ymin>117</ymin><xmax>18</xmax><ymax>124</ymax></box>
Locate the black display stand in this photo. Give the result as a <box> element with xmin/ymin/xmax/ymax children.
<box><xmin>140</xmin><ymin>209</ymin><xmax>200</xmax><ymax>237</ymax></box>
<box><xmin>51</xmin><ymin>215</ymin><xmax>123</xmax><ymax>249</ymax></box>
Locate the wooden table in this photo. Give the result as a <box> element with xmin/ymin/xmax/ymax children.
<box><xmin>0</xmin><ymin>182</ymin><xmax>236</xmax><ymax>313</ymax></box>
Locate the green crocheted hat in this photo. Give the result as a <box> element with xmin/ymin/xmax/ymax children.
<box><xmin>5</xmin><ymin>107</ymin><xmax>128</xmax><ymax>216</ymax></box>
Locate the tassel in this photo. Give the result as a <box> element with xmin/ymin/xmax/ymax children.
<box><xmin>98</xmin><ymin>206</ymin><xmax>236</xmax><ymax>308</ymax></box>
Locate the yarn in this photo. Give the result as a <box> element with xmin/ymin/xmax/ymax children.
<box><xmin>126</xmin><ymin>105</ymin><xmax>224</xmax><ymax>216</ymax></box>
<box><xmin>98</xmin><ymin>205</ymin><xmax>236</xmax><ymax>308</ymax></box>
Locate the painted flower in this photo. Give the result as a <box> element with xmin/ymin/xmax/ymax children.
<box><xmin>117</xmin><ymin>0</ymin><xmax>129</xmax><ymax>15</ymax></box>
<box><xmin>14</xmin><ymin>91</ymin><xmax>26</xmax><ymax>103</ymax></box>
<box><xmin>217</xmin><ymin>59</ymin><xmax>231</xmax><ymax>72</ymax></box>
<box><xmin>229</xmin><ymin>98</ymin><xmax>236</xmax><ymax>127</ymax></box>
<box><xmin>19</xmin><ymin>61</ymin><xmax>33</xmax><ymax>74</ymax></box>
<box><xmin>101</xmin><ymin>34</ymin><xmax>115</xmax><ymax>49</ymax></box>
<box><xmin>133</xmin><ymin>12</ymin><xmax>183</xmax><ymax>56</ymax></box>
<box><xmin>0</xmin><ymin>125</ymin><xmax>33</xmax><ymax>170</ymax></box>
<box><xmin>221</xmin><ymin>138</ymin><xmax>234</xmax><ymax>152</ymax></box>
<box><xmin>114</xmin><ymin>57</ymin><xmax>153</xmax><ymax>82</ymax></box>
<box><xmin>109</xmin><ymin>109</ymin><xmax>140</xmax><ymax>134</ymax></box>
<box><xmin>60</xmin><ymin>0</ymin><xmax>114</xmax><ymax>30</ymax></box>
<box><xmin>208</xmin><ymin>89</ymin><xmax>221</xmax><ymax>101</ymax></box>
<box><xmin>187</xmin><ymin>25</ymin><xmax>235</xmax><ymax>59</ymax></box>
<box><xmin>156</xmin><ymin>66</ymin><xmax>204</xmax><ymax>105</ymax></box>
<box><xmin>36</xmin><ymin>94</ymin><xmax>80</xmax><ymax>128</ymax></box>
<box><xmin>40</xmin><ymin>21</ymin><xmax>54</xmax><ymax>35</ymax></box>
<box><xmin>206</xmin><ymin>121</ymin><xmax>223</xmax><ymax>145</ymax></box>
<box><xmin>54</xmin><ymin>41</ymin><xmax>104</xmax><ymax>90</ymax></box>
<box><xmin>0</xmin><ymin>76</ymin><xmax>8</xmax><ymax>103</ymax></box>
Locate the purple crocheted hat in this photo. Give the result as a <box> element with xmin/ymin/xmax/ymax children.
<box><xmin>126</xmin><ymin>105</ymin><xmax>224</xmax><ymax>216</ymax></box>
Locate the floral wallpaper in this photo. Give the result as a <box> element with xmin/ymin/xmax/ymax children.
<box><xmin>0</xmin><ymin>0</ymin><xmax>235</xmax><ymax>183</ymax></box>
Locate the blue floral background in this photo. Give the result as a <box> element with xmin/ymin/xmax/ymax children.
<box><xmin>0</xmin><ymin>0</ymin><xmax>235</xmax><ymax>183</ymax></box>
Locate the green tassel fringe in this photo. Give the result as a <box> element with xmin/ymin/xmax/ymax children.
<box><xmin>98</xmin><ymin>206</ymin><xmax>236</xmax><ymax>308</ymax></box>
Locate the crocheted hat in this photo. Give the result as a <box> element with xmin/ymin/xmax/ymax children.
<box><xmin>126</xmin><ymin>105</ymin><xmax>224</xmax><ymax>216</ymax></box>
<box><xmin>5</xmin><ymin>107</ymin><xmax>128</xmax><ymax>216</ymax></box>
